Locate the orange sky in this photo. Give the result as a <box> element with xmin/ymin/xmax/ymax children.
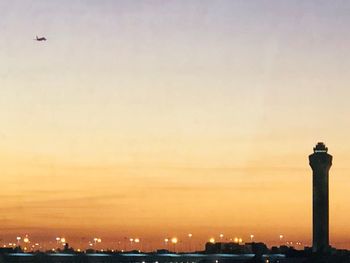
<box><xmin>1</xmin><ymin>0</ymin><xmax>350</xmax><ymax>250</ymax></box>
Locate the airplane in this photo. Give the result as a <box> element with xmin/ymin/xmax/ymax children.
<box><xmin>35</xmin><ymin>36</ymin><xmax>47</xmax><ymax>41</ymax></box>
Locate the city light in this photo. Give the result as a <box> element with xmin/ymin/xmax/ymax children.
<box><xmin>279</xmin><ymin>235</ymin><xmax>284</xmax><ymax>245</ymax></box>
<box><xmin>188</xmin><ymin>233</ymin><xmax>193</xmax><ymax>251</ymax></box>
<box><xmin>164</xmin><ymin>237</ymin><xmax>169</xmax><ymax>250</ymax></box>
<box><xmin>209</xmin><ymin>238</ymin><xmax>215</xmax><ymax>244</ymax></box>
<box><xmin>171</xmin><ymin>237</ymin><xmax>178</xmax><ymax>253</ymax></box>
<box><xmin>250</xmin><ymin>234</ymin><xmax>254</xmax><ymax>242</ymax></box>
<box><xmin>92</xmin><ymin>237</ymin><xmax>102</xmax><ymax>247</ymax></box>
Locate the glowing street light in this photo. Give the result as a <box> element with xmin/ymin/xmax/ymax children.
<box><xmin>164</xmin><ymin>238</ymin><xmax>169</xmax><ymax>250</ymax></box>
<box><xmin>279</xmin><ymin>235</ymin><xmax>284</xmax><ymax>245</ymax></box>
<box><xmin>219</xmin><ymin>234</ymin><xmax>224</xmax><ymax>240</ymax></box>
<box><xmin>60</xmin><ymin>237</ymin><xmax>66</xmax><ymax>244</ymax></box>
<box><xmin>171</xmin><ymin>237</ymin><xmax>178</xmax><ymax>253</ymax></box>
<box><xmin>134</xmin><ymin>238</ymin><xmax>140</xmax><ymax>250</ymax></box>
<box><xmin>209</xmin><ymin>238</ymin><xmax>215</xmax><ymax>244</ymax></box>
<box><xmin>250</xmin><ymin>234</ymin><xmax>254</xmax><ymax>242</ymax></box>
<box><xmin>188</xmin><ymin>233</ymin><xmax>192</xmax><ymax>252</ymax></box>
<box><xmin>128</xmin><ymin>238</ymin><xmax>134</xmax><ymax>250</ymax></box>
<box><xmin>16</xmin><ymin>237</ymin><xmax>21</xmax><ymax>245</ymax></box>
<box><xmin>23</xmin><ymin>236</ymin><xmax>30</xmax><ymax>252</ymax></box>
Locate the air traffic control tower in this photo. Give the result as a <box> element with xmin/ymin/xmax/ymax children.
<box><xmin>309</xmin><ymin>142</ymin><xmax>332</xmax><ymax>253</ymax></box>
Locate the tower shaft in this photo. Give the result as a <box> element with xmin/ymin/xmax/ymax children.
<box><xmin>312</xmin><ymin>165</ymin><xmax>329</xmax><ymax>252</ymax></box>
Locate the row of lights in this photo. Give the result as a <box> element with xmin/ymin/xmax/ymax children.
<box><xmin>55</xmin><ymin>237</ymin><xmax>66</xmax><ymax>244</ymax></box>
<box><xmin>10</xmin><ymin>233</ymin><xmax>285</xmax><ymax>242</ymax></box>
<box><xmin>164</xmin><ymin>237</ymin><xmax>178</xmax><ymax>244</ymax></box>
<box><xmin>209</xmin><ymin>237</ymin><xmax>243</xmax><ymax>244</ymax></box>
<box><xmin>129</xmin><ymin>238</ymin><xmax>140</xmax><ymax>243</ymax></box>
<box><xmin>6</xmin><ymin>233</ymin><xmax>298</xmax><ymax>251</ymax></box>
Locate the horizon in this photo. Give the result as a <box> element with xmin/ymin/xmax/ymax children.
<box><xmin>1</xmin><ymin>0</ymin><xmax>350</xmax><ymax>251</ymax></box>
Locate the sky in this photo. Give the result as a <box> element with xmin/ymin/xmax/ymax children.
<box><xmin>1</xmin><ymin>0</ymin><xmax>350</xmax><ymax>250</ymax></box>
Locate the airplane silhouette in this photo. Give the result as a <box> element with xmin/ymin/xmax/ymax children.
<box><xmin>35</xmin><ymin>36</ymin><xmax>47</xmax><ymax>41</ymax></box>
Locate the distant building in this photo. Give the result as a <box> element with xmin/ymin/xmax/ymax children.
<box><xmin>156</xmin><ymin>249</ymin><xmax>170</xmax><ymax>254</ymax></box>
<box><xmin>205</xmin><ymin>242</ymin><xmax>244</xmax><ymax>254</ymax></box>
<box><xmin>205</xmin><ymin>242</ymin><xmax>267</xmax><ymax>254</ymax></box>
<box><xmin>244</xmin><ymin>242</ymin><xmax>268</xmax><ymax>255</ymax></box>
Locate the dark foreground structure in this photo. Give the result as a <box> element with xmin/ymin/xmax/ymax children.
<box><xmin>309</xmin><ymin>142</ymin><xmax>332</xmax><ymax>253</ymax></box>
<box><xmin>0</xmin><ymin>252</ymin><xmax>287</xmax><ymax>263</ymax></box>
<box><xmin>2</xmin><ymin>251</ymin><xmax>350</xmax><ymax>263</ymax></box>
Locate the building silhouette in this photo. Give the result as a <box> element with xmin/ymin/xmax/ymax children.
<box><xmin>309</xmin><ymin>142</ymin><xmax>332</xmax><ymax>253</ymax></box>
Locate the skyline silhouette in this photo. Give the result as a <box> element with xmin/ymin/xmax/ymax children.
<box><xmin>0</xmin><ymin>142</ymin><xmax>342</xmax><ymax>254</ymax></box>
<box><xmin>1</xmin><ymin>0</ymin><xmax>350</xmax><ymax>253</ymax></box>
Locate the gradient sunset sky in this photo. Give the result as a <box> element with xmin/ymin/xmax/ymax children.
<box><xmin>1</xmin><ymin>0</ymin><xmax>350</xmax><ymax>250</ymax></box>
